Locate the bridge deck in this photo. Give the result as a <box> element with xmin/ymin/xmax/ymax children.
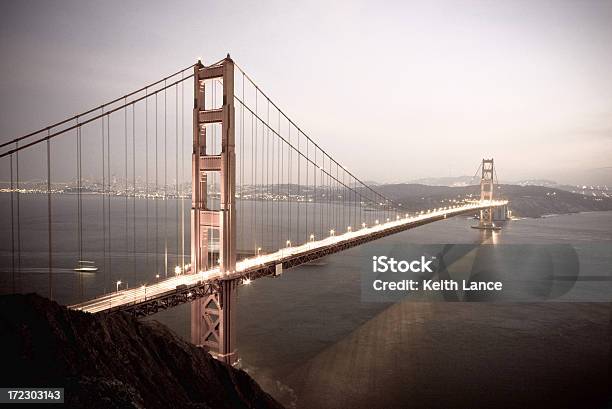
<box><xmin>70</xmin><ymin>200</ymin><xmax>507</xmax><ymax>316</ymax></box>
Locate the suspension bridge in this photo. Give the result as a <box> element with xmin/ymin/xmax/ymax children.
<box><xmin>0</xmin><ymin>55</ymin><xmax>507</xmax><ymax>364</ymax></box>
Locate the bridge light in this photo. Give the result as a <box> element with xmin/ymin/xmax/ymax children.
<box><xmin>375</xmin><ymin>220</ymin><xmax>379</xmax><ymax>224</ymax></box>
<box><xmin>362</xmin><ymin>222</ymin><xmax>366</xmax><ymax>228</ymax></box>
<box><xmin>175</xmin><ymin>265</ymin><xmax>182</xmax><ymax>275</ymax></box>
<box><xmin>243</xmin><ymin>278</ymin><xmax>252</xmax><ymax>285</ymax></box>
<box><xmin>347</xmin><ymin>226</ymin><xmax>352</xmax><ymax>232</ymax></box>
<box><xmin>286</xmin><ymin>240</ymin><xmax>291</xmax><ymax>247</ymax></box>
<box><xmin>257</xmin><ymin>247</ymin><xmax>262</xmax><ymax>256</ymax></box>
<box><xmin>116</xmin><ymin>280</ymin><xmax>122</xmax><ymax>293</ymax></box>
<box><xmin>155</xmin><ymin>274</ymin><xmax>160</xmax><ymax>279</ymax></box>
<box><xmin>330</xmin><ymin>229</ymin><xmax>335</xmax><ymax>236</ymax></box>
<box><xmin>310</xmin><ymin>234</ymin><xmax>315</xmax><ymax>242</ymax></box>
<box><xmin>396</xmin><ymin>215</ymin><xmax>400</xmax><ymax>220</ymax></box>
<box><xmin>386</xmin><ymin>218</ymin><xmax>390</xmax><ymax>222</ymax></box>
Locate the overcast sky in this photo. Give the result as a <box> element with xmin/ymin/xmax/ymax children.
<box><xmin>1</xmin><ymin>0</ymin><xmax>611</xmax><ymax>185</ymax></box>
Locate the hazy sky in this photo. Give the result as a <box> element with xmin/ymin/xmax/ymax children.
<box><xmin>1</xmin><ymin>0</ymin><xmax>611</xmax><ymax>185</ymax></box>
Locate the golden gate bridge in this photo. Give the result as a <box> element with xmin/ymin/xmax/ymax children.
<box><xmin>0</xmin><ymin>55</ymin><xmax>507</xmax><ymax>364</ymax></box>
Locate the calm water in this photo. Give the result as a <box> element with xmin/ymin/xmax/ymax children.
<box><xmin>1</xmin><ymin>194</ymin><xmax>611</xmax><ymax>408</ymax></box>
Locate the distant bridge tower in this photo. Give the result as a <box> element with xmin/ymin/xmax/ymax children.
<box><xmin>479</xmin><ymin>158</ymin><xmax>495</xmax><ymax>228</ymax></box>
<box><xmin>190</xmin><ymin>56</ymin><xmax>238</xmax><ymax>364</ymax></box>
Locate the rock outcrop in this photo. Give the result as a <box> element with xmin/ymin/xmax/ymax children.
<box><xmin>0</xmin><ymin>294</ymin><xmax>284</xmax><ymax>409</ymax></box>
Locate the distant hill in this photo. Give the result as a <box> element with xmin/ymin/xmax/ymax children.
<box><xmin>373</xmin><ymin>183</ymin><xmax>612</xmax><ymax>218</ymax></box>
<box><xmin>408</xmin><ymin>176</ymin><xmax>478</xmax><ymax>187</ymax></box>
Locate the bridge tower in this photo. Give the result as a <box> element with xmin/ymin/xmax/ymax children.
<box><xmin>190</xmin><ymin>56</ymin><xmax>238</xmax><ymax>364</ymax></box>
<box><xmin>479</xmin><ymin>158</ymin><xmax>495</xmax><ymax>228</ymax></box>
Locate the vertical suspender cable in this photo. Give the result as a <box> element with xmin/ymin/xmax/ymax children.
<box><xmin>15</xmin><ymin>141</ymin><xmax>21</xmax><ymax>292</ymax></box>
<box><xmin>255</xmin><ymin>92</ymin><xmax>259</xmax><ymax>251</ymax></box>
<box><xmin>287</xmin><ymin>124</ymin><xmax>291</xmax><ymax>244</ymax></box>
<box><xmin>240</xmin><ymin>73</ymin><xmax>244</xmax><ymax>256</ymax></box>
<box><xmin>77</xmin><ymin>121</ymin><xmax>83</xmax><ymax>299</ymax></box>
<box><xmin>181</xmin><ymin>75</ymin><xmax>185</xmax><ymax>268</ymax></box>
<box><xmin>255</xmin><ymin>102</ymin><xmax>259</xmax><ymax>251</ymax></box>
<box><xmin>132</xmin><ymin>104</ymin><xmax>136</xmax><ymax>280</ymax></box>
<box><xmin>251</xmin><ymin>105</ymin><xmax>255</xmax><ymax>252</ymax></box>
<box><xmin>277</xmin><ymin>111</ymin><xmax>281</xmax><ymax>249</ymax></box>
<box><xmin>145</xmin><ymin>91</ymin><xmax>149</xmax><ymax>276</ymax></box>
<box><xmin>155</xmin><ymin>93</ymin><xmax>159</xmax><ymax>276</ymax></box>
<box><xmin>47</xmin><ymin>130</ymin><xmax>52</xmax><ymax>300</ymax></box>
<box><xmin>124</xmin><ymin>99</ymin><xmax>129</xmax><ymax>287</ymax></box>
<box><xmin>164</xmin><ymin>82</ymin><xmax>168</xmax><ymax>277</ymax></box>
<box><xmin>176</xmin><ymin>83</ymin><xmax>179</xmax><ymax>269</ymax></box>
<box><xmin>107</xmin><ymin>114</ymin><xmax>112</xmax><ymax>285</ymax></box>
<box><xmin>296</xmin><ymin>131</ymin><xmax>300</xmax><ymax>242</ymax></box>
<box><xmin>266</xmin><ymin>100</ymin><xmax>270</xmax><ymax>250</ymax></box>
<box><xmin>317</xmin><ymin>149</ymin><xmax>320</xmax><ymax>238</ymax></box>
<box><xmin>10</xmin><ymin>155</ymin><xmax>15</xmax><ymax>293</ymax></box>
<box><xmin>101</xmin><ymin>110</ymin><xmax>106</xmax><ymax>293</ymax></box>
<box><xmin>305</xmin><ymin>138</ymin><xmax>308</xmax><ymax>240</ymax></box>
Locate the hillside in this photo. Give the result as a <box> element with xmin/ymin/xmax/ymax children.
<box><xmin>0</xmin><ymin>294</ymin><xmax>284</xmax><ymax>409</ymax></box>
<box><xmin>374</xmin><ymin>183</ymin><xmax>612</xmax><ymax>218</ymax></box>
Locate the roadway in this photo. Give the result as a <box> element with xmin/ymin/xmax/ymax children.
<box><xmin>70</xmin><ymin>200</ymin><xmax>507</xmax><ymax>314</ymax></box>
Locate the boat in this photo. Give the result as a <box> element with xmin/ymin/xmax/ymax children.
<box><xmin>74</xmin><ymin>260</ymin><xmax>98</xmax><ymax>272</ymax></box>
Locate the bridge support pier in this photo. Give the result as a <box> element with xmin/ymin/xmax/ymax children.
<box><xmin>474</xmin><ymin>158</ymin><xmax>500</xmax><ymax>230</ymax></box>
<box><xmin>190</xmin><ymin>56</ymin><xmax>238</xmax><ymax>364</ymax></box>
<box><xmin>191</xmin><ymin>279</ymin><xmax>237</xmax><ymax>362</ymax></box>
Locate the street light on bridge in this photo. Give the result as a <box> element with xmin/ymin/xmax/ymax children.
<box><xmin>116</xmin><ymin>280</ymin><xmax>122</xmax><ymax>293</ymax></box>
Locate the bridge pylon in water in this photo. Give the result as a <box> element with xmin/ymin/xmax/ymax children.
<box><xmin>474</xmin><ymin>158</ymin><xmax>501</xmax><ymax>230</ymax></box>
<box><xmin>190</xmin><ymin>56</ymin><xmax>238</xmax><ymax>364</ymax></box>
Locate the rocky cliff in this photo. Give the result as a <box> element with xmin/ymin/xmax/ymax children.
<box><xmin>0</xmin><ymin>294</ymin><xmax>284</xmax><ymax>409</ymax></box>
